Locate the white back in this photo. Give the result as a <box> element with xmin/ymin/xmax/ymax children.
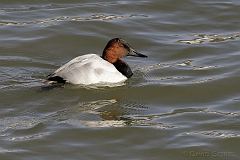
<box><xmin>52</xmin><ymin>54</ymin><xmax>127</xmax><ymax>85</ymax></box>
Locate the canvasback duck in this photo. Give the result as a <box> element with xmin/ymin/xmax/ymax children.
<box><xmin>47</xmin><ymin>38</ymin><xmax>147</xmax><ymax>85</ymax></box>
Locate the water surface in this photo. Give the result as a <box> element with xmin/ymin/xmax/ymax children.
<box><xmin>0</xmin><ymin>0</ymin><xmax>240</xmax><ymax>160</ymax></box>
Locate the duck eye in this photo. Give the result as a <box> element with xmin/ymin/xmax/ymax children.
<box><xmin>122</xmin><ymin>44</ymin><xmax>130</xmax><ymax>51</ymax></box>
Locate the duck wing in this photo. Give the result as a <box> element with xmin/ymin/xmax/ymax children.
<box><xmin>47</xmin><ymin>54</ymin><xmax>127</xmax><ymax>85</ymax></box>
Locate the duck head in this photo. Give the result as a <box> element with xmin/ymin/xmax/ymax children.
<box><xmin>102</xmin><ymin>38</ymin><xmax>147</xmax><ymax>63</ymax></box>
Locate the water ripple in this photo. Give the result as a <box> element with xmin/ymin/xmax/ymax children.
<box><xmin>0</xmin><ymin>116</ymin><xmax>40</xmax><ymax>131</ymax></box>
<box><xmin>0</xmin><ymin>14</ymin><xmax>148</xmax><ymax>27</ymax></box>
<box><xmin>186</xmin><ymin>130</ymin><xmax>240</xmax><ymax>138</ymax></box>
<box><xmin>0</xmin><ymin>1</ymin><xmax>148</xmax><ymax>13</ymax></box>
<box><xmin>0</xmin><ymin>147</ymin><xmax>27</xmax><ymax>153</ymax></box>
<box><xmin>177</xmin><ymin>33</ymin><xmax>240</xmax><ymax>44</ymax></box>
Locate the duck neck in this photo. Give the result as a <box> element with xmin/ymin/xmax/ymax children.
<box><xmin>113</xmin><ymin>59</ymin><xmax>133</xmax><ymax>78</ymax></box>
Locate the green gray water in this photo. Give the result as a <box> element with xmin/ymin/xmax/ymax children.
<box><xmin>0</xmin><ymin>0</ymin><xmax>240</xmax><ymax>160</ymax></box>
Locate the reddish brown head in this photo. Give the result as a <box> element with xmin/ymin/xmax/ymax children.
<box><xmin>102</xmin><ymin>38</ymin><xmax>147</xmax><ymax>63</ymax></box>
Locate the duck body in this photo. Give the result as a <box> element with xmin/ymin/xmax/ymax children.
<box><xmin>47</xmin><ymin>38</ymin><xmax>147</xmax><ymax>85</ymax></box>
<box><xmin>47</xmin><ymin>54</ymin><xmax>127</xmax><ymax>85</ymax></box>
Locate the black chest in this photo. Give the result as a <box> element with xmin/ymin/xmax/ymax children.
<box><xmin>113</xmin><ymin>60</ymin><xmax>133</xmax><ymax>78</ymax></box>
